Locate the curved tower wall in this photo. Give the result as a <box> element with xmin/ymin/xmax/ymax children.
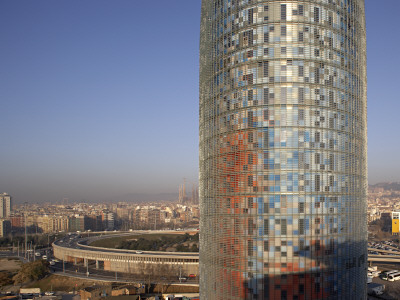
<box><xmin>199</xmin><ymin>0</ymin><xmax>367</xmax><ymax>299</ymax></box>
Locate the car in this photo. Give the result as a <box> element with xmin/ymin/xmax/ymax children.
<box><xmin>189</xmin><ymin>274</ymin><xmax>197</xmax><ymax>278</ymax></box>
<box><xmin>135</xmin><ymin>251</ymin><xmax>143</xmax><ymax>254</ymax></box>
<box><xmin>42</xmin><ymin>255</ymin><xmax>47</xmax><ymax>260</ymax></box>
<box><xmin>45</xmin><ymin>292</ymin><xmax>54</xmax><ymax>296</ymax></box>
<box><xmin>178</xmin><ymin>277</ymin><xmax>187</xmax><ymax>282</ymax></box>
<box><xmin>35</xmin><ymin>252</ymin><xmax>41</xmax><ymax>257</ymax></box>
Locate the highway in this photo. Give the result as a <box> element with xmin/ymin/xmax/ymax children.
<box><xmin>54</xmin><ymin>231</ymin><xmax>199</xmax><ymax>258</ymax></box>
<box><xmin>52</xmin><ymin>231</ymin><xmax>199</xmax><ymax>281</ymax></box>
<box><xmin>9</xmin><ymin>232</ymin><xmax>400</xmax><ymax>285</ymax></box>
<box><xmin>49</xmin><ymin>261</ymin><xmax>199</xmax><ymax>286</ymax></box>
<box><xmin>368</xmin><ymin>255</ymin><xmax>400</xmax><ymax>263</ymax></box>
<box><xmin>368</xmin><ymin>247</ymin><xmax>400</xmax><ymax>256</ymax></box>
<box><xmin>0</xmin><ymin>249</ymin><xmax>198</xmax><ymax>286</ymax></box>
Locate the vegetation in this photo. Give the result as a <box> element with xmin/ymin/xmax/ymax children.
<box><xmin>90</xmin><ymin>233</ymin><xmax>200</xmax><ymax>252</ymax></box>
<box><xmin>116</xmin><ymin>233</ymin><xmax>199</xmax><ymax>252</ymax></box>
<box><xmin>13</xmin><ymin>260</ymin><xmax>50</xmax><ymax>284</ymax></box>
<box><xmin>0</xmin><ymin>272</ymin><xmax>13</xmax><ymax>287</ymax></box>
<box><xmin>176</xmin><ymin>243</ymin><xmax>199</xmax><ymax>252</ymax></box>
<box><xmin>26</xmin><ymin>274</ymin><xmax>99</xmax><ymax>292</ymax></box>
<box><xmin>89</xmin><ymin>234</ymin><xmax>145</xmax><ymax>248</ymax></box>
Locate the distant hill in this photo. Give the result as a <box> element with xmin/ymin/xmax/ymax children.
<box><xmin>369</xmin><ymin>182</ymin><xmax>400</xmax><ymax>191</ymax></box>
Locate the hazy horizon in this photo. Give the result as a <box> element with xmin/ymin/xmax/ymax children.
<box><xmin>1</xmin><ymin>0</ymin><xmax>399</xmax><ymax>203</ymax></box>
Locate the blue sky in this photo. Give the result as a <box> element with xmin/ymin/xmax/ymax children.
<box><xmin>364</xmin><ymin>0</ymin><xmax>400</xmax><ymax>184</ymax></box>
<box><xmin>0</xmin><ymin>1</ymin><xmax>398</xmax><ymax>203</ymax></box>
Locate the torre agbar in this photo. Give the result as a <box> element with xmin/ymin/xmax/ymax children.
<box><xmin>199</xmin><ymin>0</ymin><xmax>367</xmax><ymax>299</ymax></box>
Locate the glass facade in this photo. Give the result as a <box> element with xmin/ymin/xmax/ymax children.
<box><xmin>199</xmin><ymin>0</ymin><xmax>367</xmax><ymax>299</ymax></box>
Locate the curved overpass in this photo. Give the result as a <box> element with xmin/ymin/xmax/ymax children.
<box><xmin>53</xmin><ymin>235</ymin><xmax>400</xmax><ymax>277</ymax></box>
<box><xmin>368</xmin><ymin>247</ymin><xmax>400</xmax><ymax>255</ymax></box>
<box><xmin>53</xmin><ymin>232</ymin><xmax>199</xmax><ymax>277</ymax></box>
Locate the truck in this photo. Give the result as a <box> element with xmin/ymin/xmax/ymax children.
<box><xmin>367</xmin><ymin>283</ymin><xmax>385</xmax><ymax>296</ymax></box>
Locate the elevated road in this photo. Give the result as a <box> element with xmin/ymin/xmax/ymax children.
<box><xmin>52</xmin><ymin>231</ymin><xmax>199</xmax><ymax>278</ymax></box>
<box><xmin>52</xmin><ymin>232</ymin><xmax>400</xmax><ymax>281</ymax></box>
<box><xmin>368</xmin><ymin>247</ymin><xmax>400</xmax><ymax>255</ymax></box>
<box><xmin>368</xmin><ymin>255</ymin><xmax>400</xmax><ymax>263</ymax></box>
<box><xmin>367</xmin><ymin>247</ymin><xmax>400</xmax><ymax>263</ymax></box>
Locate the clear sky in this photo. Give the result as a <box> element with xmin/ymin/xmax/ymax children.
<box><xmin>0</xmin><ymin>0</ymin><xmax>398</xmax><ymax>203</ymax></box>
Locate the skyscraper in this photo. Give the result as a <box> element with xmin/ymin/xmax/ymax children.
<box><xmin>199</xmin><ymin>1</ymin><xmax>367</xmax><ymax>299</ymax></box>
<box><xmin>0</xmin><ymin>193</ymin><xmax>12</xmax><ymax>218</ymax></box>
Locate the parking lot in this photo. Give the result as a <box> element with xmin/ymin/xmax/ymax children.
<box><xmin>369</xmin><ymin>240</ymin><xmax>400</xmax><ymax>255</ymax></box>
<box><xmin>371</xmin><ymin>276</ymin><xmax>400</xmax><ymax>299</ymax></box>
<box><xmin>367</xmin><ymin>262</ymin><xmax>400</xmax><ymax>299</ymax></box>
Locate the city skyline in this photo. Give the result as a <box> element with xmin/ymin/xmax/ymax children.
<box><xmin>0</xmin><ymin>0</ymin><xmax>399</xmax><ymax>204</ymax></box>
